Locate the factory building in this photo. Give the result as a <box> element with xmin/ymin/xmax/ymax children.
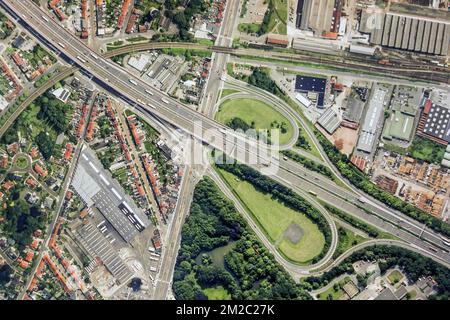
<box><xmin>417</xmin><ymin>100</ymin><xmax>450</xmax><ymax>145</ymax></box>
<box><xmin>360</xmin><ymin>10</ymin><xmax>450</xmax><ymax>55</ymax></box>
<box><xmin>356</xmin><ymin>85</ymin><xmax>389</xmax><ymax>154</ymax></box>
<box><xmin>295</xmin><ymin>0</ymin><xmax>342</xmax><ymax>37</ymax></box>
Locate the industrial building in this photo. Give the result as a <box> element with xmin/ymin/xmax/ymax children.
<box><xmin>417</xmin><ymin>100</ymin><xmax>450</xmax><ymax>145</ymax></box>
<box><xmin>76</xmin><ymin>223</ymin><xmax>134</xmax><ymax>284</ymax></box>
<box><xmin>317</xmin><ymin>107</ymin><xmax>341</xmax><ymax>134</ymax></box>
<box><xmin>294</xmin><ymin>75</ymin><xmax>327</xmax><ymax>108</ymax></box>
<box><xmin>343</xmin><ymin>95</ymin><xmax>365</xmax><ymax>124</ymax></box>
<box><xmin>360</xmin><ymin>10</ymin><xmax>450</xmax><ymax>55</ymax></box>
<box><xmin>442</xmin><ymin>145</ymin><xmax>450</xmax><ymax>168</ymax></box>
<box><xmin>349</xmin><ymin>44</ymin><xmax>376</xmax><ymax>56</ymax></box>
<box><xmin>382</xmin><ymin>86</ymin><xmax>420</xmax><ymax>143</ymax></box>
<box><xmin>356</xmin><ymin>85</ymin><xmax>389</xmax><ymax>154</ymax></box>
<box><xmin>375</xmin><ymin>175</ymin><xmax>399</xmax><ymax>194</ymax></box>
<box><xmin>295</xmin><ymin>0</ymin><xmax>341</xmax><ymax>37</ymax></box>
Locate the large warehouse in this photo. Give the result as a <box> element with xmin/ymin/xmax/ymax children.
<box><xmin>296</xmin><ymin>0</ymin><xmax>341</xmax><ymax>36</ymax></box>
<box><xmin>356</xmin><ymin>85</ymin><xmax>389</xmax><ymax>153</ymax></box>
<box><xmin>417</xmin><ymin>100</ymin><xmax>450</xmax><ymax>145</ymax></box>
<box><xmin>360</xmin><ymin>10</ymin><xmax>450</xmax><ymax>55</ymax></box>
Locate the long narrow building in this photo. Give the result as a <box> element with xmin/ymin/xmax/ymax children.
<box><xmin>360</xmin><ymin>10</ymin><xmax>450</xmax><ymax>55</ymax></box>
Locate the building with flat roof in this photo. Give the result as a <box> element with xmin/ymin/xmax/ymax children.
<box><xmin>343</xmin><ymin>95</ymin><xmax>365</xmax><ymax>124</ymax></box>
<box><xmin>71</xmin><ymin>146</ymin><xmax>149</xmax><ymax>242</ymax></box>
<box><xmin>127</xmin><ymin>54</ymin><xmax>150</xmax><ymax>72</ymax></box>
<box><xmin>382</xmin><ymin>86</ymin><xmax>420</xmax><ymax>143</ymax></box>
<box><xmin>76</xmin><ymin>223</ymin><xmax>133</xmax><ymax>284</ymax></box>
<box><xmin>295</xmin><ymin>75</ymin><xmax>327</xmax><ymax>108</ymax></box>
<box><xmin>356</xmin><ymin>85</ymin><xmax>388</xmax><ymax>153</ymax></box>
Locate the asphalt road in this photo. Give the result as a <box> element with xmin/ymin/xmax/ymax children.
<box><xmin>224</xmin><ymin>79</ymin><xmax>450</xmax><ymax>263</ymax></box>
<box><xmin>2</xmin><ymin>0</ymin><xmax>279</xmax><ymax>169</ymax></box>
<box><xmin>199</xmin><ymin>0</ymin><xmax>241</xmax><ymax>116</ymax></box>
<box><xmin>3</xmin><ymin>0</ymin><xmax>449</xmax><ymax>298</ymax></box>
<box><xmin>152</xmin><ymin>166</ymin><xmax>196</xmax><ymax>300</ymax></box>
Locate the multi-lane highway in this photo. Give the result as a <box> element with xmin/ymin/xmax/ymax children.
<box><xmin>2</xmin><ymin>0</ymin><xmax>281</xmax><ymax>169</ymax></box>
<box><xmin>2</xmin><ymin>0</ymin><xmax>449</xmax><ymax>297</ymax></box>
<box><xmin>199</xmin><ymin>0</ymin><xmax>241</xmax><ymax>116</ymax></box>
<box><xmin>222</xmin><ymin>78</ymin><xmax>450</xmax><ymax>264</ymax></box>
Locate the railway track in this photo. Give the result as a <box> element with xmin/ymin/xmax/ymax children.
<box><xmin>104</xmin><ymin>42</ymin><xmax>450</xmax><ymax>84</ymax></box>
<box><xmin>0</xmin><ymin>66</ymin><xmax>76</xmax><ymax>138</ymax></box>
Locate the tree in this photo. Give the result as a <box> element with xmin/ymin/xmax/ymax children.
<box><xmin>35</xmin><ymin>131</ymin><xmax>54</xmax><ymax>160</ymax></box>
<box><xmin>334</xmin><ymin>138</ymin><xmax>344</xmax><ymax>150</ymax></box>
<box><xmin>0</xmin><ymin>265</ymin><xmax>12</xmax><ymax>286</ymax></box>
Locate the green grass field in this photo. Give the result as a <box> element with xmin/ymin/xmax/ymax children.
<box><xmin>15</xmin><ymin>156</ymin><xmax>29</xmax><ymax>170</ymax></box>
<box><xmin>216</xmin><ymin>98</ymin><xmax>294</xmax><ymax>145</ymax></box>
<box><xmin>203</xmin><ymin>286</ymin><xmax>232</xmax><ymax>300</ymax></box>
<box><xmin>317</xmin><ymin>277</ymin><xmax>352</xmax><ymax>300</ymax></box>
<box><xmin>387</xmin><ymin>270</ymin><xmax>404</xmax><ymax>285</ymax></box>
<box><xmin>272</xmin><ymin>0</ymin><xmax>287</xmax><ymax>35</ymax></box>
<box><xmin>220</xmin><ymin>89</ymin><xmax>239</xmax><ymax>99</ymax></box>
<box><xmin>238</xmin><ymin>23</ymin><xmax>260</xmax><ymax>34</ymax></box>
<box><xmin>219</xmin><ymin>169</ymin><xmax>325</xmax><ymax>264</ymax></box>
<box><xmin>333</xmin><ymin>226</ymin><xmax>367</xmax><ymax>258</ymax></box>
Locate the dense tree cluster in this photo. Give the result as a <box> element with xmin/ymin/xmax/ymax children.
<box><xmin>258</xmin><ymin>0</ymin><xmax>274</xmax><ymax>36</ymax></box>
<box><xmin>304</xmin><ymin>245</ymin><xmax>450</xmax><ymax>300</ymax></box>
<box><xmin>36</xmin><ymin>93</ymin><xmax>71</xmax><ymax>134</ymax></box>
<box><xmin>1</xmin><ymin>199</ymin><xmax>45</xmax><ymax>250</ymax></box>
<box><xmin>314</xmin><ymin>128</ymin><xmax>450</xmax><ymax>237</ymax></box>
<box><xmin>164</xmin><ymin>0</ymin><xmax>209</xmax><ymax>40</ymax></box>
<box><xmin>295</xmin><ymin>128</ymin><xmax>312</xmax><ymax>151</ymax></box>
<box><xmin>323</xmin><ymin>204</ymin><xmax>380</xmax><ymax>238</ymax></box>
<box><xmin>248</xmin><ymin>68</ymin><xmax>283</xmax><ymax>97</ymax></box>
<box><xmin>0</xmin><ymin>126</ymin><xmax>18</xmax><ymax>145</ymax></box>
<box><xmin>216</xmin><ymin>159</ymin><xmax>332</xmax><ymax>263</ymax></box>
<box><xmin>35</xmin><ymin>131</ymin><xmax>55</xmax><ymax>160</ymax></box>
<box><xmin>173</xmin><ymin>177</ymin><xmax>311</xmax><ymax>300</ymax></box>
<box><xmin>226</xmin><ymin>117</ymin><xmax>252</xmax><ymax>132</ymax></box>
<box><xmin>0</xmin><ymin>265</ymin><xmax>12</xmax><ymax>287</ymax></box>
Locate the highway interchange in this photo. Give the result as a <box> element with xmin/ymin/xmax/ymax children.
<box><xmin>1</xmin><ymin>0</ymin><xmax>450</xmax><ymax>299</ymax></box>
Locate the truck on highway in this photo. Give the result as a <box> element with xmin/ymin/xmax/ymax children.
<box><xmin>145</xmin><ymin>89</ymin><xmax>154</xmax><ymax>96</ymax></box>
<box><xmin>90</xmin><ymin>52</ymin><xmax>99</xmax><ymax>59</ymax></box>
<box><xmin>129</xmin><ymin>79</ymin><xmax>138</xmax><ymax>86</ymax></box>
<box><xmin>161</xmin><ymin>98</ymin><xmax>170</xmax><ymax>104</ymax></box>
<box><xmin>147</xmin><ymin>102</ymin><xmax>156</xmax><ymax>109</ymax></box>
<box><xmin>58</xmin><ymin>42</ymin><xmax>65</xmax><ymax>48</ymax></box>
<box><xmin>41</xmin><ymin>15</ymin><xmax>49</xmax><ymax>22</ymax></box>
<box><xmin>308</xmin><ymin>190</ymin><xmax>317</xmax><ymax>196</ymax></box>
<box><xmin>76</xmin><ymin>55</ymin><xmax>87</xmax><ymax>63</ymax></box>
